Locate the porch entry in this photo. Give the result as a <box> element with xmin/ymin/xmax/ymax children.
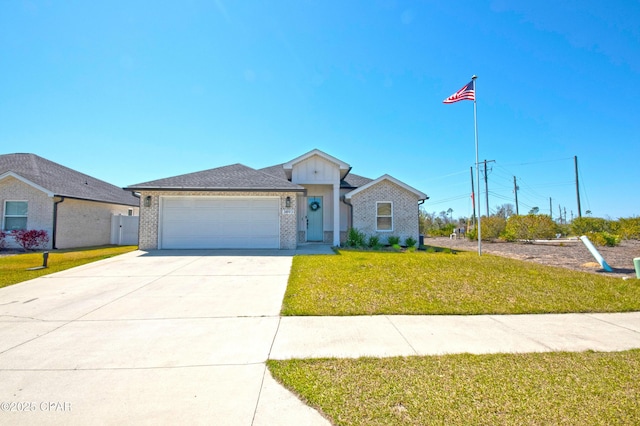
<box><xmin>307</xmin><ymin>196</ymin><xmax>323</xmax><ymax>241</ymax></box>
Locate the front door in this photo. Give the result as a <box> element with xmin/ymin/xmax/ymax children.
<box><xmin>307</xmin><ymin>196</ymin><xmax>323</xmax><ymax>242</ymax></box>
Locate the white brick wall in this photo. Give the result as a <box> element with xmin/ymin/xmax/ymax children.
<box><xmin>1</xmin><ymin>176</ymin><xmax>54</xmax><ymax>249</ymax></box>
<box><xmin>56</xmin><ymin>199</ymin><xmax>139</xmax><ymax>249</ymax></box>
<box><xmin>350</xmin><ymin>180</ymin><xmax>420</xmax><ymax>244</ymax></box>
<box><xmin>1</xmin><ymin>176</ymin><xmax>139</xmax><ymax>249</ymax></box>
<box><xmin>137</xmin><ymin>191</ymin><xmax>299</xmax><ymax>250</ymax></box>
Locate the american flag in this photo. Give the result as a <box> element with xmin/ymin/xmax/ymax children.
<box><xmin>443</xmin><ymin>80</ymin><xmax>475</xmax><ymax>104</ymax></box>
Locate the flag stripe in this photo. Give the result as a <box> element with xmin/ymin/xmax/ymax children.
<box><xmin>443</xmin><ymin>80</ymin><xmax>475</xmax><ymax>104</ymax></box>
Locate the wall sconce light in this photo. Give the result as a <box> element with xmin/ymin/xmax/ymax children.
<box><xmin>144</xmin><ymin>195</ymin><xmax>152</xmax><ymax>207</ymax></box>
<box><xmin>285</xmin><ymin>196</ymin><xmax>291</xmax><ymax>208</ymax></box>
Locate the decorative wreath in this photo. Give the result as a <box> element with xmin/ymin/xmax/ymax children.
<box><xmin>309</xmin><ymin>201</ymin><xmax>321</xmax><ymax>211</ymax></box>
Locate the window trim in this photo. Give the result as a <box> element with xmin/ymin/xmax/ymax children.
<box><xmin>376</xmin><ymin>201</ymin><xmax>393</xmax><ymax>232</ymax></box>
<box><xmin>3</xmin><ymin>200</ymin><xmax>28</xmax><ymax>231</ymax></box>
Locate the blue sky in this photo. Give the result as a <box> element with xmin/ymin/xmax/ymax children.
<box><xmin>1</xmin><ymin>1</ymin><xmax>638</xmax><ymax>220</ymax></box>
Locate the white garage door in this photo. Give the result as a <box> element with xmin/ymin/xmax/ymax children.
<box><xmin>160</xmin><ymin>197</ymin><xmax>280</xmax><ymax>249</ymax></box>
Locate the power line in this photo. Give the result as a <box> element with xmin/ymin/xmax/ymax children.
<box><xmin>427</xmin><ymin>194</ymin><xmax>471</xmax><ymax>206</ymax></box>
<box><xmin>499</xmin><ymin>157</ymin><xmax>574</xmax><ymax>167</ymax></box>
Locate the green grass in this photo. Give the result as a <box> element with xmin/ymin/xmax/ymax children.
<box><xmin>0</xmin><ymin>246</ymin><xmax>138</xmax><ymax>289</ymax></box>
<box><xmin>282</xmin><ymin>250</ymin><xmax>640</xmax><ymax>315</ymax></box>
<box><xmin>268</xmin><ymin>350</ymin><xmax>640</xmax><ymax>425</ymax></box>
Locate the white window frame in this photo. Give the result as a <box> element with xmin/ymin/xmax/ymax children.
<box><xmin>376</xmin><ymin>201</ymin><xmax>393</xmax><ymax>232</ymax></box>
<box><xmin>3</xmin><ymin>200</ymin><xmax>28</xmax><ymax>231</ymax></box>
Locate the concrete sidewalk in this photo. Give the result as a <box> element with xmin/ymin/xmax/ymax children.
<box><xmin>271</xmin><ymin>312</ymin><xmax>640</xmax><ymax>360</ymax></box>
<box><xmin>0</xmin><ymin>249</ymin><xmax>639</xmax><ymax>425</ymax></box>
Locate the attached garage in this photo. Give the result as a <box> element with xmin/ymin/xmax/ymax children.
<box><xmin>160</xmin><ymin>196</ymin><xmax>280</xmax><ymax>249</ymax></box>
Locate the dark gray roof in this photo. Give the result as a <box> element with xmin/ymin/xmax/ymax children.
<box><xmin>126</xmin><ymin>164</ymin><xmax>305</xmax><ymax>191</ymax></box>
<box><xmin>341</xmin><ymin>173</ymin><xmax>373</xmax><ymax>188</ymax></box>
<box><xmin>259</xmin><ymin>163</ymin><xmax>288</xmax><ymax>180</ymax></box>
<box><xmin>0</xmin><ymin>153</ymin><xmax>139</xmax><ymax>206</ymax></box>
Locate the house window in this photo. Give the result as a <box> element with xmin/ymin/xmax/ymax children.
<box><xmin>4</xmin><ymin>201</ymin><xmax>28</xmax><ymax>231</ymax></box>
<box><xmin>376</xmin><ymin>202</ymin><xmax>393</xmax><ymax>231</ymax></box>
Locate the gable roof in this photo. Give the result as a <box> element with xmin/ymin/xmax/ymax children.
<box><xmin>344</xmin><ymin>174</ymin><xmax>428</xmax><ymax>200</ymax></box>
<box><xmin>0</xmin><ymin>153</ymin><xmax>139</xmax><ymax>206</ymax></box>
<box><xmin>282</xmin><ymin>149</ymin><xmax>351</xmax><ymax>180</ymax></box>
<box><xmin>126</xmin><ymin>164</ymin><xmax>305</xmax><ymax>192</ymax></box>
<box><xmin>260</xmin><ymin>163</ymin><xmax>373</xmax><ymax>189</ymax></box>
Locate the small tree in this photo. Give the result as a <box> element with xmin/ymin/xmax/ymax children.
<box><xmin>10</xmin><ymin>229</ymin><xmax>49</xmax><ymax>251</ymax></box>
<box><xmin>494</xmin><ymin>203</ymin><xmax>515</xmax><ymax>219</ymax></box>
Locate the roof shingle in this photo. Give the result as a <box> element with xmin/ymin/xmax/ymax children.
<box><xmin>126</xmin><ymin>164</ymin><xmax>305</xmax><ymax>191</ymax></box>
<box><xmin>0</xmin><ymin>153</ymin><xmax>139</xmax><ymax>206</ymax></box>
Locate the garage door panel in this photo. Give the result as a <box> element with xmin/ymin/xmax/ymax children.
<box><xmin>160</xmin><ymin>197</ymin><xmax>280</xmax><ymax>249</ymax></box>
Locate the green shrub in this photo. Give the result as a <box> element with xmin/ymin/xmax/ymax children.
<box><xmin>387</xmin><ymin>235</ymin><xmax>400</xmax><ymax>245</ymax></box>
<box><xmin>586</xmin><ymin>231</ymin><xmax>620</xmax><ymax>247</ymax></box>
<box><xmin>427</xmin><ymin>223</ymin><xmax>455</xmax><ymax>237</ymax></box>
<box><xmin>504</xmin><ymin>214</ymin><xmax>558</xmax><ymax>242</ymax></box>
<box><xmin>618</xmin><ymin>217</ymin><xmax>640</xmax><ymax>240</ymax></box>
<box><xmin>467</xmin><ymin>216</ymin><xmax>506</xmax><ymax>241</ymax></box>
<box><xmin>571</xmin><ymin>217</ymin><xmax>613</xmax><ymax>235</ymax></box>
<box><xmin>367</xmin><ymin>235</ymin><xmax>381</xmax><ymax>249</ymax></box>
<box><xmin>404</xmin><ymin>236</ymin><xmax>417</xmax><ymax>248</ymax></box>
<box><xmin>556</xmin><ymin>223</ymin><xmax>571</xmax><ymax>238</ymax></box>
<box><xmin>345</xmin><ymin>228</ymin><xmax>366</xmax><ymax>248</ymax></box>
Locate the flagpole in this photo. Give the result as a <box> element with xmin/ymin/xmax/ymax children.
<box><xmin>472</xmin><ymin>75</ymin><xmax>481</xmax><ymax>256</ymax></box>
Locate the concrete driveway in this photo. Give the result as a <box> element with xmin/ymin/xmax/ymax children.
<box><xmin>2</xmin><ymin>248</ymin><xmax>639</xmax><ymax>425</ymax></box>
<box><xmin>0</xmin><ymin>250</ymin><xmax>329</xmax><ymax>426</ymax></box>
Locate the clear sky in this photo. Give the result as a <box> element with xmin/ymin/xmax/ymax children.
<box><xmin>1</xmin><ymin>1</ymin><xmax>638</xmax><ymax>220</ymax></box>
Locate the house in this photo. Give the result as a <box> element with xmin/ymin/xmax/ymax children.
<box><xmin>0</xmin><ymin>153</ymin><xmax>140</xmax><ymax>249</ymax></box>
<box><xmin>126</xmin><ymin>149</ymin><xmax>427</xmax><ymax>250</ymax></box>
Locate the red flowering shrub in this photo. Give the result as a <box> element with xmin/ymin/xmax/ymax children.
<box><xmin>0</xmin><ymin>230</ymin><xmax>6</xmax><ymax>249</ymax></box>
<box><xmin>10</xmin><ymin>229</ymin><xmax>49</xmax><ymax>251</ymax></box>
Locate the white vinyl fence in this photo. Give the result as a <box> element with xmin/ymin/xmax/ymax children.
<box><xmin>110</xmin><ymin>214</ymin><xmax>139</xmax><ymax>246</ymax></box>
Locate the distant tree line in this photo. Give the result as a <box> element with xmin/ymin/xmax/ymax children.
<box><xmin>421</xmin><ymin>203</ymin><xmax>640</xmax><ymax>246</ymax></box>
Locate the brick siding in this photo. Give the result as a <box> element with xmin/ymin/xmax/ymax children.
<box><xmin>55</xmin><ymin>198</ymin><xmax>138</xmax><ymax>249</ymax></box>
<box><xmin>0</xmin><ymin>176</ymin><xmax>53</xmax><ymax>248</ymax></box>
<box><xmin>350</xmin><ymin>180</ymin><xmax>420</xmax><ymax>244</ymax></box>
<box><xmin>1</xmin><ymin>176</ymin><xmax>139</xmax><ymax>249</ymax></box>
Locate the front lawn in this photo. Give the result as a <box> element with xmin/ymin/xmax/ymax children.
<box><xmin>268</xmin><ymin>349</ymin><xmax>640</xmax><ymax>425</ymax></box>
<box><xmin>282</xmin><ymin>250</ymin><xmax>640</xmax><ymax>315</ymax></box>
<box><xmin>0</xmin><ymin>246</ymin><xmax>138</xmax><ymax>289</ymax></box>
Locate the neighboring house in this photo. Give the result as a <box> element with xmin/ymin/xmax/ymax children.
<box><xmin>126</xmin><ymin>149</ymin><xmax>427</xmax><ymax>250</ymax></box>
<box><xmin>0</xmin><ymin>153</ymin><xmax>140</xmax><ymax>249</ymax></box>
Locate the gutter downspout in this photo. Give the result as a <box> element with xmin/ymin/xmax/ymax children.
<box><xmin>342</xmin><ymin>195</ymin><xmax>353</xmax><ymax>231</ymax></box>
<box><xmin>418</xmin><ymin>198</ymin><xmax>428</xmax><ymax>245</ymax></box>
<box><xmin>52</xmin><ymin>196</ymin><xmax>65</xmax><ymax>249</ymax></box>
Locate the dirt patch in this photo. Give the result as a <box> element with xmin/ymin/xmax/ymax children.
<box><xmin>427</xmin><ymin>237</ymin><xmax>640</xmax><ymax>278</ymax></box>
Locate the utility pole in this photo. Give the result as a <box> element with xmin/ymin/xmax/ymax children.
<box><xmin>564</xmin><ymin>207</ymin><xmax>567</xmax><ymax>224</ymax></box>
<box><xmin>549</xmin><ymin>197</ymin><xmax>553</xmax><ymax>218</ymax></box>
<box><xmin>574</xmin><ymin>156</ymin><xmax>582</xmax><ymax>218</ymax></box>
<box><xmin>470</xmin><ymin>166</ymin><xmax>476</xmax><ymax>227</ymax></box>
<box><xmin>483</xmin><ymin>159</ymin><xmax>495</xmax><ymax>216</ymax></box>
<box><xmin>513</xmin><ymin>176</ymin><xmax>519</xmax><ymax>215</ymax></box>
<box><xmin>558</xmin><ymin>204</ymin><xmax>562</xmax><ymax>224</ymax></box>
